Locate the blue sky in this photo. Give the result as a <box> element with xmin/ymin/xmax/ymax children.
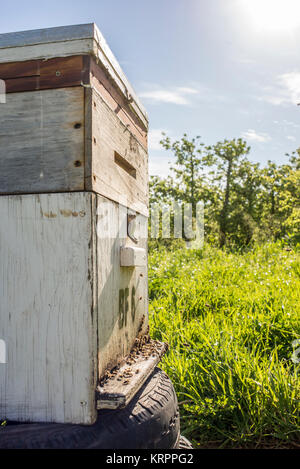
<box><xmin>1</xmin><ymin>0</ymin><xmax>300</xmax><ymax>176</ymax></box>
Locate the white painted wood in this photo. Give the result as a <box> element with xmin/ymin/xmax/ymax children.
<box><xmin>120</xmin><ymin>247</ymin><xmax>147</xmax><ymax>267</ymax></box>
<box><xmin>0</xmin><ymin>193</ymin><xmax>97</xmax><ymax>424</ymax></box>
<box><xmin>0</xmin><ymin>192</ymin><xmax>149</xmax><ymax>424</ymax></box>
<box><xmin>0</xmin><ymin>87</ymin><xmax>84</xmax><ymax>194</ymax></box>
<box><xmin>96</xmin><ymin>195</ymin><xmax>148</xmax><ymax>378</ymax></box>
<box><xmin>0</xmin><ymin>23</ymin><xmax>148</xmax><ymax>127</ymax></box>
<box><xmin>0</xmin><ymin>26</ymin><xmax>150</xmax><ymax>425</ymax></box>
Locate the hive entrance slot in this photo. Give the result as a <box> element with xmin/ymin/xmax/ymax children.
<box><xmin>114</xmin><ymin>151</ymin><xmax>137</xmax><ymax>178</ymax></box>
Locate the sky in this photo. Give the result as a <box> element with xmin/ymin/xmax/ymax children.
<box><xmin>1</xmin><ymin>0</ymin><xmax>300</xmax><ymax>177</ymax></box>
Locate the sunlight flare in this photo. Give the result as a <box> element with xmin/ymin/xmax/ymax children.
<box><xmin>241</xmin><ymin>0</ymin><xmax>300</xmax><ymax>33</ymax></box>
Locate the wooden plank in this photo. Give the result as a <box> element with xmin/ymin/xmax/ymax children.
<box><xmin>88</xmin><ymin>89</ymin><xmax>148</xmax><ymax>217</ymax></box>
<box><xmin>4</xmin><ymin>76</ymin><xmax>40</xmax><ymax>93</ymax></box>
<box><xmin>0</xmin><ymin>59</ymin><xmax>39</xmax><ymax>79</ymax></box>
<box><xmin>0</xmin><ymin>38</ymin><xmax>94</xmax><ymax>64</ymax></box>
<box><xmin>92</xmin><ymin>24</ymin><xmax>148</xmax><ymax>128</ymax></box>
<box><xmin>96</xmin><ymin>340</ymin><xmax>167</xmax><ymax>410</ymax></box>
<box><xmin>0</xmin><ymin>191</ymin><xmax>150</xmax><ymax>423</ymax></box>
<box><xmin>0</xmin><ymin>82</ymin><xmax>148</xmax><ymax>202</ymax></box>
<box><xmin>0</xmin><ymin>24</ymin><xmax>148</xmax><ymax>127</ymax></box>
<box><xmin>96</xmin><ymin>195</ymin><xmax>148</xmax><ymax>378</ymax></box>
<box><xmin>0</xmin><ymin>87</ymin><xmax>84</xmax><ymax>194</ymax></box>
<box><xmin>0</xmin><ymin>54</ymin><xmax>147</xmax><ymax>147</ymax></box>
<box><xmin>0</xmin><ymin>23</ymin><xmax>94</xmax><ymax>48</ymax></box>
<box><xmin>90</xmin><ymin>57</ymin><xmax>147</xmax><ymax>147</ymax></box>
<box><xmin>0</xmin><ymin>192</ymin><xmax>98</xmax><ymax>424</ymax></box>
<box><xmin>120</xmin><ymin>246</ymin><xmax>147</xmax><ymax>267</ymax></box>
<box><xmin>39</xmin><ymin>55</ymin><xmax>88</xmax><ymax>89</ymax></box>
<box><xmin>0</xmin><ymin>56</ymin><xmax>89</xmax><ymax>93</ymax></box>
<box><xmin>84</xmin><ymin>86</ymin><xmax>93</xmax><ymax>181</ymax></box>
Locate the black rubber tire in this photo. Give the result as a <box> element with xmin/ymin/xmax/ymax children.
<box><xmin>0</xmin><ymin>368</ymin><xmax>180</xmax><ymax>449</ymax></box>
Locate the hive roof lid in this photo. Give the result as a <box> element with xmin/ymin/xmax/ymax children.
<box><xmin>0</xmin><ymin>23</ymin><xmax>148</xmax><ymax>124</ymax></box>
<box><xmin>0</xmin><ymin>23</ymin><xmax>96</xmax><ymax>48</ymax></box>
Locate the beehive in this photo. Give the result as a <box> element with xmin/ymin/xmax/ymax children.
<box><xmin>0</xmin><ymin>24</ymin><xmax>149</xmax><ymax>424</ymax></box>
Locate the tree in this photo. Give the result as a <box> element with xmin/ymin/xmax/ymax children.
<box><xmin>150</xmin><ymin>132</ymin><xmax>300</xmax><ymax>249</ymax></box>
<box><xmin>206</xmin><ymin>138</ymin><xmax>250</xmax><ymax>247</ymax></box>
<box><xmin>278</xmin><ymin>151</ymin><xmax>300</xmax><ymax>243</ymax></box>
<box><xmin>159</xmin><ymin>133</ymin><xmax>206</xmax><ymax>213</ymax></box>
<box><xmin>230</xmin><ymin>160</ymin><xmax>263</xmax><ymax>245</ymax></box>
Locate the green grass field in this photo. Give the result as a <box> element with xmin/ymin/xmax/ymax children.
<box><xmin>149</xmin><ymin>242</ymin><xmax>300</xmax><ymax>448</ymax></box>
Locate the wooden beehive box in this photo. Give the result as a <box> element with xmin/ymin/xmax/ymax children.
<box><xmin>0</xmin><ymin>24</ymin><xmax>151</xmax><ymax>424</ymax></box>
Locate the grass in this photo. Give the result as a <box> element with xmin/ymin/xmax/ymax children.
<box><xmin>148</xmin><ymin>242</ymin><xmax>300</xmax><ymax>448</ymax></box>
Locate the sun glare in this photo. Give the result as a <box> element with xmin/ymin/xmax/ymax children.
<box><xmin>242</xmin><ymin>0</ymin><xmax>300</xmax><ymax>33</ymax></box>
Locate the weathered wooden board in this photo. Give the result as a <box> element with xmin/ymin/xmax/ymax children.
<box><xmin>120</xmin><ymin>246</ymin><xmax>147</xmax><ymax>267</ymax></box>
<box><xmin>0</xmin><ymin>56</ymin><xmax>89</xmax><ymax>93</ymax></box>
<box><xmin>89</xmin><ymin>56</ymin><xmax>148</xmax><ymax>147</ymax></box>
<box><xmin>86</xmin><ymin>89</ymin><xmax>149</xmax><ymax>217</ymax></box>
<box><xmin>0</xmin><ymin>38</ymin><xmax>93</xmax><ymax>64</ymax></box>
<box><xmin>0</xmin><ymin>24</ymin><xmax>94</xmax><ymax>48</ymax></box>
<box><xmin>96</xmin><ymin>340</ymin><xmax>167</xmax><ymax>410</ymax></box>
<box><xmin>0</xmin><ymin>193</ymin><xmax>98</xmax><ymax>424</ymax></box>
<box><xmin>0</xmin><ymin>55</ymin><xmax>147</xmax><ymax>148</ymax></box>
<box><xmin>0</xmin><ymin>87</ymin><xmax>84</xmax><ymax>194</ymax></box>
<box><xmin>0</xmin><ymin>23</ymin><xmax>148</xmax><ymax>127</ymax></box>
<box><xmin>0</xmin><ymin>192</ymin><xmax>149</xmax><ymax>424</ymax></box>
<box><xmin>0</xmin><ymin>85</ymin><xmax>148</xmax><ymax>214</ymax></box>
<box><xmin>96</xmin><ymin>195</ymin><xmax>148</xmax><ymax>378</ymax></box>
<box><xmin>0</xmin><ymin>24</ymin><xmax>151</xmax><ymax>425</ymax></box>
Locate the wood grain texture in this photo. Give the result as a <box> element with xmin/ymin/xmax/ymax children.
<box><xmin>92</xmin><ymin>24</ymin><xmax>148</xmax><ymax>128</ymax></box>
<box><xmin>0</xmin><ymin>59</ymin><xmax>40</xmax><ymax>79</ymax></box>
<box><xmin>96</xmin><ymin>341</ymin><xmax>167</xmax><ymax>410</ymax></box>
<box><xmin>0</xmin><ymin>23</ymin><xmax>148</xmax><ymax>126</ymax></box>
<box><xmin>0</xmin><ymin>193</ymin><xmax>98</xmax><ymax>424</ymax></box>
<box><xmin>90</xmin><ymin>57</ymin><xmax>147</xmax><ymax>147</ymax></box>
<box><xmin>0</xmin><ymin>84</ymin><xmax>148</xmax><ymax>209</ymax></box>
<box><xmin>0</xmin><ymin>38</ymin><xmax>94</xmax><ymax>64</ymax></box>
<box><xmin>87</xmin><ymin>89</ymin><xmax>149</xmax><ymax>217</ymax></box>
<box><xmin>0</xmin><ymin>54</ymin><xmax>147</xmax><ymax>148</ymax></box>
<box><xmin>84</xmin><ymin>86</ymin><xmax>93</xmax><ymax>181</ymax></box>
<box><xmin>0</xmin><ymin>192</ymin><xmax>149</xmax><ymax>423</ymax></box>
<box><xmin>95</xmin><ymin>195</ymin><xmax>148</xmax><ymax>378</ymax></box>
<box><xmin>0</xmin><ymin>56</ymin><xmax>89</xmax><ymax>93</ymax></box>
<box><xmin>0</xmin><ymin>87</ymin><xmax>84</xmax><ymax>194</ymax></box>
<box><xmin>120</xmin><ymin>246</ymin><xmax>147</xmax><ymax>267</ymax></box>
<box><xmin>0</xmin><ymin>24</ymin><xmax>94</xmax><ymax>48</ymax></box>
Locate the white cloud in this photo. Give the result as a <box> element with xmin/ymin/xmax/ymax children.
<box><xmin>261</xmin><ymin>95</ymin><xmax>286</xmax><ymax>106</ymax></box>
<box><xmin>282</xmin><ymin>119</ymin><xmax>300</xmax><ymax>128</ymax></box>
<box><xmin>148</xmin><ymin>129</ymin><xmax>168</xmax><ymax>151</ymax></box>
<box><xmin>280</xmin><ymin>72</ymin><xmax>300</xmax><ymax>104</ymax></box>
<box><xmin>286</xmin><ymin>135</ymin><xmax>296</xmax><ymax>141</ymax></box>
<box><xmin>273</xmin><ymin>119</ymin><xmax>300</xmax><ymax>128</ymax></box>
<box><xmin>139</xmin><ymin>86</ymin><xmax>198</xmax><ymax>105</ymax></box>
<box><xmin>176</xmin><ymin>87</ymin><xmax>199</xmax><ymax>95</ymax></box>
<box><xmin>260</xmin><ymin>72</ymin><xmax>300</xmax><ymax>106</ymax></box>
<box><xmin>241</xmin><ymin>129</ymin><xmax>271</xmax><ymax>143</ymax></box>
<box><xmin>149</xmin><ymin>157</ymin><xmax>171</xmax><ymax>178</ymax></box>
<box><xmin>237</xmin><ymin>57</ymin><xmax>256</xmax><ymax>65</ymax></box>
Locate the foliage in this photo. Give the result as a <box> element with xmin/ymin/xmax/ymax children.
<box><xmin>150</xmin><ymin>134</ymin><xmax>300</xmax><ymax>247</ymax></box>
<box><xmin>149</xmin><ymin>242</ymin><xmax>300</xmax><ymax>448</ymax></box>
